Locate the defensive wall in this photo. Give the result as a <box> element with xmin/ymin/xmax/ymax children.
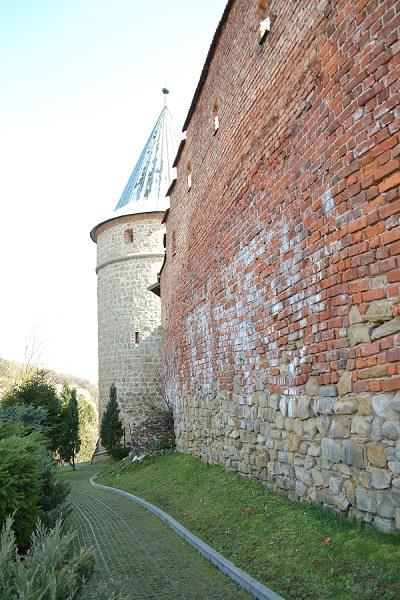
<box><xmin>161</xmin><ymin>0</ymin><xmax>400</xmax><ymax>531</ymax></box>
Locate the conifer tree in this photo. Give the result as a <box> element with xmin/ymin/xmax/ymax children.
<box><xmin>100</xmin><ymin>383</ymin><xmax>123</xmax><ymax>458</ymax></box>
<box><xmin>59</xmin><ymin>388</ymin><xmax>81</xmax><ymax>470</ymax></box>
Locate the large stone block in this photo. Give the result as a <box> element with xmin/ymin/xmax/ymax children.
<box><xmin>382</xmin><ymin>421</ymin><xmax>400</xmax><ymax>441</ymax></box>
<box><xmin>313</xmin><ymin>397</ymin><xmax>335</xmax><ymax>414</ymax></box>
<box><xmin>311</xmin><ymin>468</ymin><xmax>329</xmax><ymax>487</ymax></box>
<box><xmin>396</xmin><ymin>508</ymin><xmax>400</xmax><ymax>529</ymax></box>
<box><xmin>371</xmin><ymin>317</ymin><xmax>400</xmax><ymax>340</ymax></box>
<box><xmin>358</xmin><ymin>365</ymin><xmax>389</xmax><ymax>379</ymax></box>
<box><xmin>365</xmin><ymin>300</ymin><xmax>393</xmax><ymax>322</ymax></box>
<box><xmin>321</xmin><ymin>438</ymin><xmax>342</xmax><ymax>463</ymax></box>
<box><xmin>367</xmin><ymin>443</ymin><xmax>387</xmax><ymax>467</ymax></box>
<box><xmin>349</xmin><ymin>305</ymin><xmax>364</xmax><ymax>325</ymax></box>
<box><xmin>319</xmin><ymin>385</ymin><xmax>337</xmax><ymax>397</ymax></box>
<box><xmin>351</xmin><ymin>415</ymin><xmax>372</xmax><ymax>437</ymax></box>
<box><xmin>337</xmin><ymin>371</ymin><xmax>352</xmax><ymax>396</ymax></box>
<box><xmin>370</xmin><ymin>469</ymin><xmax>392</xmax><ymax>489</ymax></box>
<box><xmin>334</xmin><ymin>397</ymin><xmax>357</xmax><ymax>414</ymax></box>
<box><xmin>342</xmin><ymin>441</ymin><xmax>366</xmax><ymax>468</ymax></box>
<box><xmin>348</xmin><ymin>324</ymin><xmax>371</xmax><ymax>346</ymax></box>
<box><xmin>328</xmin><ymin>417</ymin><xmax>351</xmax><ymax>439</ymax></box>
<box><xmin>305</xmin><ymin>377</ymin><xmax>319</xmax><ymax>396</ymax></box>
<box><xmin>388</xmin><ymin>461</ymin><xmax>400</xmax><ymax>475</ymax></box>
<box><xmin>374</xmin><ymin>516</ymin><xmax>396</xmax><ymax>534</ymax></box>
<box><xmin>372</xmin><ymin>393</ymin><xmax>400</xmax><ymax>419</ymax></box>
<box><xmin>297</xmin><ymin>396</ymin><xmax>311</xmax><ymax>420</ymax></box>
<box><xmin>356</xmin><ymin>488</ymin><xmax>376</xmax><ymax>513</ymax></box>
<box><xmin>376</xmin><ymin>491</ymin><xmax>400</xmax><ymax>518</ymax></box>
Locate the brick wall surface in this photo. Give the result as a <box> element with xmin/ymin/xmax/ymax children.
<box><xmin>161</xmin><ymin>0</ymin><xmax>400</xmax><ymax>531</ymax></box>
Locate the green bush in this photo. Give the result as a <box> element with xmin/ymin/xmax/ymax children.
<box><xmin>0</xmin><ymin>434</ymin><xmax>43</xmax><ymax>547</ymax></box>
<box><xmin>2</xmin><ymin>370</ymin><xmax>62</xmax><ymax>452</ymax></box>
<box><xmin>77</xmin><ymin>396</ymin><xmax>98</xmax><ymax>462</ymax></box>
<box><xmin>100</xmin><ymin>383</ymin><xmax>123</xmax><ymax>459</ymax></box>
<box><xmin>110</xmin><ymin>445</ymin><xmax>130</xmax><ymax>461</ymax></box>
<box><xmin>154</xmin><ymin>436</ymin><xmax>175</xmax><ymax>451</ymax></box>
<box><xmin>59</xmin><ymin>388</ymin><xmax>81</xmax><ymax>470</ymax></box>
<box><xmin>37</xmin><ymin>450</ymin><xmax>70</xmax><ymax>529</ymax></box>
<box><xmin>0</xmin><ymin>425</ymin><xmax>70</xmax><ymax>547</ymax></box>
<box><xmin>0</xmin><ymin>404</ymin><xmax>49</xmax><ymax>436</ymax></box>
<box><xmin>0</xmin><ymin>516</ymin><xmax>95</xmax><ymax>599</ymax></box>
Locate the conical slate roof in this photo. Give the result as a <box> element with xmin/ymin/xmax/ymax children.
<box><xmin>114</xmin><ymin>103</ymin><xmax>179</xmax><ymax>216</ymax></box>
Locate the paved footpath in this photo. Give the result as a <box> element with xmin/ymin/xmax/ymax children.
<box><xmin>67</xmin><ymin>466</ymin><xmax>251</xmax><ymax>600</ymax></box>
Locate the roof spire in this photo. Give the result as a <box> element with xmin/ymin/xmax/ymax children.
<box><xmin>113</xmin><ymin>90</ymin><xmax>179</xmax><ymax>214</ymax></box>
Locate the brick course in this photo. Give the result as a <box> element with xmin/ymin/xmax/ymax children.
<box><xmin>161</xmin><ymin>0</ymin><xmax>400</xmax><ymax>531</ymax></box>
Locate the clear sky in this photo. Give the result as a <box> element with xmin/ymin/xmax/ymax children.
<box><xmin>0</xmin><ymin>0</ymin><xmax>226</xmax><ymax>382</ymax></box>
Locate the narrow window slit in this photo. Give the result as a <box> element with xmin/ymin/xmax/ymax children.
<box><xmin>259</xmin><ymin>17</ymin><xmax>271</xmax><ymax>45</ymax></box>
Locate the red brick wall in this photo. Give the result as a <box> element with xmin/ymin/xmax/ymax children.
<box><xmin>161</xmin><ymin>0</ymin><xmax>400</xmax><ymax>531</ymax></box>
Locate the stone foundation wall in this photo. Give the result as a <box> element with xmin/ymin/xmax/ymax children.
<box><xmin>161</xmin><ymin>0</ymin><xmax>400</xmax><ymax>532</ymax></box>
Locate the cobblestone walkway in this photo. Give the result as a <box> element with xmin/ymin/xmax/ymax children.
<box><xmin>67</xmin><ymin>466</ymin><xmax>251</xmax><ymax>599</ymax></box>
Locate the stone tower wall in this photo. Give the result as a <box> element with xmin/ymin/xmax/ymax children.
<box><xmin>161</xmin><ymin>0</ymin><xmax>400</xmax><ymax>532</ymax></box>
<box><xmin>96</xmin><ymin>213</ymin><xmax>164</xmax><ymax>431</ymax></box>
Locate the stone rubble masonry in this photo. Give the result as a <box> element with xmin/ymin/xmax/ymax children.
<box><xmin>160</xmin><ymin>0</ymin><xmax>400</xmax><ymax>532</ymax></box>
<box><xmin>96</xmin><ymin>213</ymin><xmax>165</xmax><ymax>430</ymax></box>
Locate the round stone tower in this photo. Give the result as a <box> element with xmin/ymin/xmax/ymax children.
<box><xmin>91</xmin><ymin>92</ymin><xmax>178</xmax><ymax>431</ymax></box>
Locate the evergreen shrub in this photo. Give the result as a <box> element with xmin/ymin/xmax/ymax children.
<box><xmin>0</xmin><ymin>517</ymin><xmax>95</xmax><ymax>599</ymax></box>
<box><xmin>100</xmin><ymin>383</ymin><xmax>124</xmax><ymax>460</ymax></box>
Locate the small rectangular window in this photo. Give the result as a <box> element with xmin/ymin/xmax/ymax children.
<box><xmin>259</xmin><ymin>17</ymin><xmax>271</xmax><ymax>44</ymax></box>
<box><xmin>134</xmin><ymin>331</ymin><xmax>140</xmax><ymax>344</ymax></box>
<box><xmin>124</xmin><ymin>228</ymin><xmax>134</xmax><ymax>244</ymax></box>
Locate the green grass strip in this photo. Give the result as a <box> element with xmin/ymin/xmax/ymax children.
<box><xmin>97</xmin><ymin>452</ymin><xmax>400</xmax><ymax>600</ymax></box>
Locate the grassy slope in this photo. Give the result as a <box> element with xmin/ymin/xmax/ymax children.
<box><xmin>98</xmin><ymin>452</ymin><xmax>400</xmax><ymax>600</ymax></box>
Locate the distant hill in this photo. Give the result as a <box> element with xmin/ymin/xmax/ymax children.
<box><xmin>0</xmin><ymin>357</ymin><xmax>98</xmax><ymax>407</ymax></box>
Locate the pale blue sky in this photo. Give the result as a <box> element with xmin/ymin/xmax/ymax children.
<box><xmin>0</xmin><ymin>0</ymin><xmax>226</xmax><ymax>382</ymax></box>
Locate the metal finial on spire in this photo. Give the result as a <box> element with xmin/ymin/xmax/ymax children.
<box><xmin>162</xmin><ymin>87</ymin><xmax>169</xmax><ymax>107</ymax></box>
